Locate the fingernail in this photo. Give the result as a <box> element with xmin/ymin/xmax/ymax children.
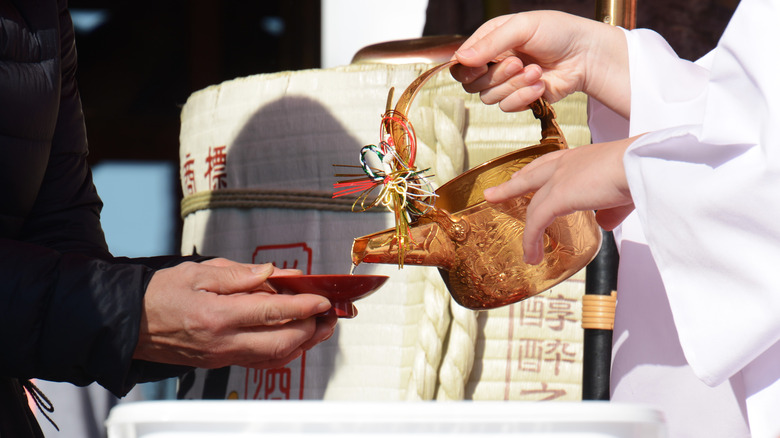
<box><xmin>530</xmin><ymin>81</ymin><xmax>544</xmax><ymax>93</ymax></box>
<box><xmin>316</xmin><ymin>300</ymin><xmax>332</xmax><ymax>313</ymax></box>
<box><xmin>524</xmin><ymin>242</ymin><xmax>544</xmax><ymax>265</ymax></box>
<box><xmin>523</xmin><ymin>247</ymin><xmax>537</xmax><ymax>265</ymax></box>
<box><xmin>251</xmin><ymin>264</ymin><xmax>274</xmax><ymax>276</ymax></box>
<box><xmin>323</xmin><ymin>325</ymin><xmax>336</xmax><ymax>342</ymax></box>
<box><xmin>456</xmin><ymin>47</ymin><xmax>476</xmax><ymax>60</ymax></box>
<box><xmin>505</xmin><ymin>60</ymin><xmax>523</xmax><ymax>76</ymax></box>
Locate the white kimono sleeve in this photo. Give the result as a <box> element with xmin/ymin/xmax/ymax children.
<box><xmin>614</xmin><ymin>0</ymin><xmax>780</xmax><ymax>386</ymax></box>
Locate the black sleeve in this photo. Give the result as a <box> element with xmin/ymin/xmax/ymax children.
<box><xmin>19</xmin><ymin>0</ymin><xmax>112</xmax><ymax>258</ymax></box>
<box><xmin>0</xmin><ymin>1</ymin><xmax>206</xmax><ymax>397</ymax></box>
<box><xmin>0</xmin><ymin>241</ymin><xmax>196</xmax><ymax>396</ymax></box>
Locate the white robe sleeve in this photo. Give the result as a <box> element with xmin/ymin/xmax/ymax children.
<box><xmin>610</xmin><ymin>0</ymin><xmax>780</xmax><ymax>386</ymax></box>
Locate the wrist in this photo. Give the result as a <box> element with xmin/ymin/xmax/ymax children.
<box><xmin>582</xmin><ymin>24</ymin><xmax>631</xmax><ymax>118</ymax></box>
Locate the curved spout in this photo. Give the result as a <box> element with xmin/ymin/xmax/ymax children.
<box><xmin>352</xmin><ymin>216</ymin><xmax>457</xmax><ymax>270</ymax></box>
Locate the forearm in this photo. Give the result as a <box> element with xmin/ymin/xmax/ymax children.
<box><xmin>0</xmin><ymin>238</ymin><xmax>200</xmax><ymax>396</ymax></box>
<box><xmin>0</xmin><ymin>240</ymin><xmax>147</xmax><ymax>392</ymax></box>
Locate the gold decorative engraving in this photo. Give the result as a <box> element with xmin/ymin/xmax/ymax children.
<box><xmin>351</xmin><ymin>62</ymin><xmax>601</xmax><ymax>310</ymax></box>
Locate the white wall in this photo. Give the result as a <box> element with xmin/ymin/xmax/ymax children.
<box><xmin>321</xmin><ymin>0</ymin><xmax>429</xmax><ymax>68</ymax></box>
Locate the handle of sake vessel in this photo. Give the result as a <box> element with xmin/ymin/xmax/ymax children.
<box><xmin>390</xmin><ymin>60</ymin><xmax>568</xmax><ymax>164</ymax></box>
<box><xmin>528</xmin><ymin>97</ymin><xmax>568</xmax><ymax>149</ymax></box>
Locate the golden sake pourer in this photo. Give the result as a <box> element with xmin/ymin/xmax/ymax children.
<box><xmin>351</xmin><ymin>61</ymin><xmax>601</xmax><ymax>310</ymax></box>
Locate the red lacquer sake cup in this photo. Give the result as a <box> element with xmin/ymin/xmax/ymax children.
<box><xmin>265</xmin><ymin>275</ymin><xmax>389</xmax><ymax>318</ymax></box>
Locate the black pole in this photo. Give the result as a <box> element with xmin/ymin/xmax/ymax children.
<box><xmin>583</xmin><ymin>0</ymin><xmax>633</xmax><ymax>402</ymax></box>
<box><xmin>582</xmin><ymin>230</ymin><xmax>619</xmax><ymax>400</ymax></box>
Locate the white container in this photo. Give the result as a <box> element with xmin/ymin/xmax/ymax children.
<box><xmin>105</xmin><ymin>400</ymin><xmax>667</xmax><ymax>438</ymax></box>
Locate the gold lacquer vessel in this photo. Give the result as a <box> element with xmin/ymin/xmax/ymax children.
<box><xmin>351</xmin><ymin>61</ymin><xmax>601</xmax><ymax>310</ymax></box>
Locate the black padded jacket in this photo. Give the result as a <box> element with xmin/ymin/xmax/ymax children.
<box><xmin>1</xmin><ymin>1</ymin><xmax>197</xmax><ymax>435</ymax></box>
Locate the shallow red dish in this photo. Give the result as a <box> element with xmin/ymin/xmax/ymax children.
<box><xmin>265</xmin><ymin>275</ymin><xmax>389</xmax><ymax>318</ymax></box>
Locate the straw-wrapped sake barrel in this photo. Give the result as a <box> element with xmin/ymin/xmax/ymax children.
<box><xmin>177</xmin><ymin>62</ymin><xmax>592</xmax><ymax>401</ymax></box>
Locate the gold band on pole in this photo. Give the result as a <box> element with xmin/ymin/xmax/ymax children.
<box><xmin>595</xmin><ymin>0</ymin><xmax>636</xmax><ymax>29</ymax></box>
<box><xmin>582</xmin><ymin>291</ymin><xmax>617</xmax><ymax>330</ymax></box>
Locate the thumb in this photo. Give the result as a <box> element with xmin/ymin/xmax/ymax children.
<box><xmin>196</xmin><ymin>263</ymin><xmax>274</xmax><ymax>295</ymax></box>
<box><xmin>455</xmin><ymin>14</ymin><xmax>534</xmax><ymax>67</ymax></box>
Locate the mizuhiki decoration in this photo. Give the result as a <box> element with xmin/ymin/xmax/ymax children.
<box><xmin>333</xmin><ymin>87</ymin><xmax>438</xmax><ymax>268</ymax></box>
